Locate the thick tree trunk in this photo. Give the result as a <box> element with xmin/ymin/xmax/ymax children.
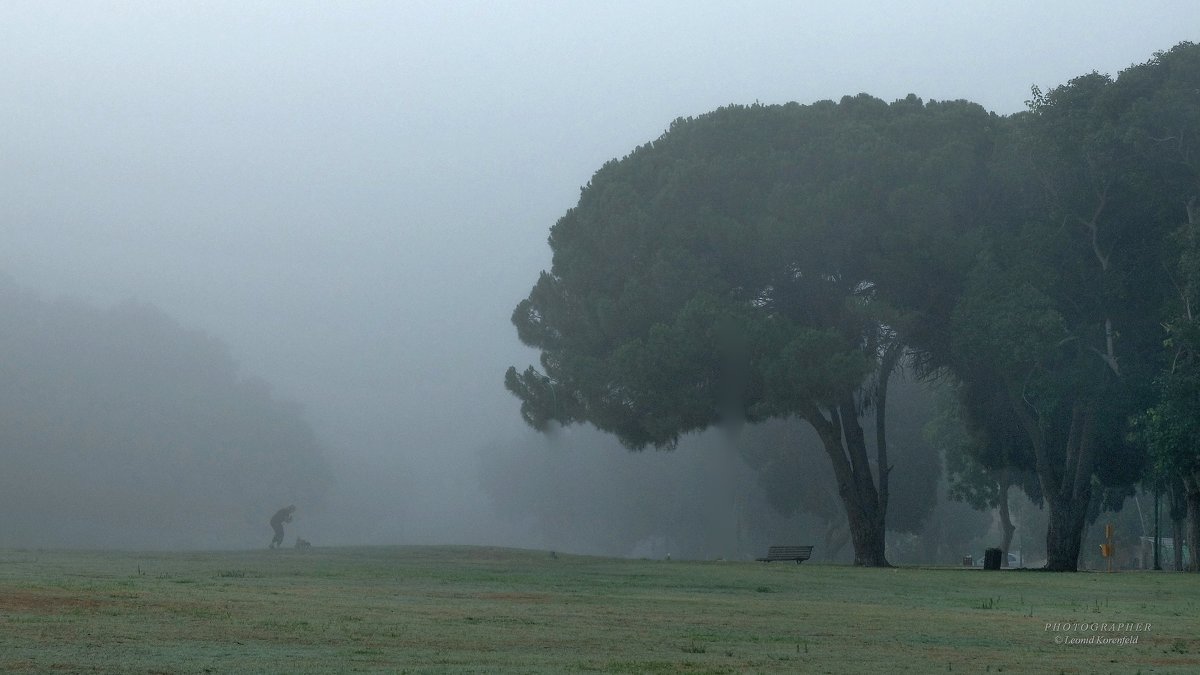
<box><xmin>805</xmin><ymin>400</ymin><xmax>891</xmax><ymax>567</ymax></box>
<box><xmin>823</xmin><ymin>432</ymin><xmax>891</xmax><ymax>567</ymax></box>
<box><xmin>1045</xmin><ymin>494</ymin><xmax>1090</xmax><ymax>571</ymax></box>
<box><xmin>843</xmin><ymin>493</ymin><xmax>889</xmax><ymax>566</ymax></box>
<box><xmin>1011</xmin><ymin>392</ymin><xmax>1097</xmax><ymax>571</ymax></box>
<box><xmin>800</xmin><ymin>341</ymin><xmax>900</xmax><ymax>568</ymax></box>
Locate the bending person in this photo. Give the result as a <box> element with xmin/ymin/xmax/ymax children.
<box><xmin>269</xmin><ymin>505</ymin><xmax>296</xmax><ymax>549</ymax></box>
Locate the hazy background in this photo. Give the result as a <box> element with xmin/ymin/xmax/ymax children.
<box><xmin>0</xmin><ymin>1</ymin><xmax>1195</xmax><ymax>554</ymax></box>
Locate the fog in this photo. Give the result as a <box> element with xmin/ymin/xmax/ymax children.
<box><xmin>1</xmin><ymin>2</ymin><xmax>1195</xmax><ymax>554</ymax></box>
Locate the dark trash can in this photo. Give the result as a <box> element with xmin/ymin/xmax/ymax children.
<box><xmin>984</xmin><ymin>548</ymin><xmax>1003</xmax><ymax>570</ymax></box>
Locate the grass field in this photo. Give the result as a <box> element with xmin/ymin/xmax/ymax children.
<box><xmin>1</xmin><ymin>545</ymin><xmax>1198</xmax><ymax>673</ymax></box>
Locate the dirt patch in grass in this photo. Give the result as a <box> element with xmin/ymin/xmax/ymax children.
<box><xmin>477</xmin><ymin>592</ymin><xmax>554</xmax><ymax>603</ymax></box>
<box><xmin>0</xmin><ymin>591</ymin><xmax>102</xmax><ymax>613</ymax></box>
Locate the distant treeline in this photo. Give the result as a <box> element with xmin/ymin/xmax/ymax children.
<box><xmin>0</xmin><ymin>277</ymin><xmax>331</xmax><ymax>549</ymax></box>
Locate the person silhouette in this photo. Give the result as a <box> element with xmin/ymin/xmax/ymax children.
<box><xmin>269</xmin><ymin>505</ymin><xmax>296</xmax><ymax>549</ymax></box>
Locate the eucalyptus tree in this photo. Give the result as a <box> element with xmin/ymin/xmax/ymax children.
<box><xmin>949</xmin><ymin>43</ymin><xmax>1199</xmax><ymax>570</ymax></box>
<box><xmin>1132</xmin><ymin>44</ymin><xmax>1200</xmax><ymax>571</ymax></box>
<box><xmin>506</xmin><ymin>96</ymin><xmax>999</xmax><ymax>566</ymax></box>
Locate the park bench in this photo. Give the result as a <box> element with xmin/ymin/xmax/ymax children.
<box><xmin>756</xmin><ymin>545</ymin><xmax>813</xmax><ymax>564</ymax></box>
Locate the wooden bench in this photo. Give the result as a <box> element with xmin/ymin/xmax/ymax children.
<box><xmin>756</xmin><ymin>545</ymin><xmax>813</xmax><ymax>564</ymax></box>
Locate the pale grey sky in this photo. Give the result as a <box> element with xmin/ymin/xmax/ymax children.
<box><xmin>1</xmin><ymin>1</ymin><xmax>1196</xmax><ymax>545</ymax></box>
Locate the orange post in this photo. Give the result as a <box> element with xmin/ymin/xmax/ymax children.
<box><xmin>1103</xmin><ymin>523</ymin><xmax>1115</xmax><ymax>573</ymax></box>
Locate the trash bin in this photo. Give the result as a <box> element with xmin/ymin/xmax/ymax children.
<box><xmin>962</xmin><ymin>555</ymin><xmax>973</xmax><ymax>567</ymax></box>
<box><xmin>984</xmin><ymin>548</ymin><xmax>1003</xmax><ymax>570</ymax></box>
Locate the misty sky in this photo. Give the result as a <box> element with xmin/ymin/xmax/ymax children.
<box><xmin>2</xmin><ymin>1</ymin><xmax>1196</xmax><ymax>546</ymax></box>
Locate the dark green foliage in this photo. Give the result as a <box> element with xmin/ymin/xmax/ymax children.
<box><xmin>508</xmin><ymin>96</ymin><xmax>1001</xmax><ymax>566</ymax></box>
<box><xmin>509</xmin><ymin>97</ymin><xmax>998</xmax><ymax>449</ymax></box>
<box><xmin>508</xmin><ymin>41</ymin><xmax>1200</xmax><ymax>571</ymax></box>
<box><xmin>936</xmin><ymin>44</ymin><xmax>1200</xmax><ymax>569</ymax></box>
<box><xmin>1132</xmin><ymin>45</ymin><xmax>1200</xmax><ymax>567</ymax></box>
<box><xmin>1132</xmin><ymin>43</ymin><xmax>1200</xmax><ymax>482</ymax></box>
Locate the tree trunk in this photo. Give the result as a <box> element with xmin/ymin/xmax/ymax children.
<box><xmin>998</xmin><ymin>474</ymin><xmax>1016</xmax><ymax>566</ymax></box>
<box><xmin>1170</xmin><ymin>478</ymin><xmax>1188</xmax><ymax>571</ymax></box>
<box><xmin>806</xmin><ymin>399</ymin><xmax>891</xmax><ymax>567</ymax></box>
<box><xmin>800</xmin><ymin>341</ymin><xmax>900</xmax><ymax>568</ymax></box>
<box><xmin>1011</xmin><ymin>393</ymin><xmax>1097</xmax><ymax>571</ymax></box>
<box><xmin>843</xmin><ymin>495</ymin><xmax>889</xmax><ymax>566</ymax></box>
<box><xmin>1173</xmin><ymin>517</ymin><xmax>1185</xmax><ymax>571</ymax></box>
<box><xmin>1044</xmin><ymin>494</ymin><xmax>1090</xmax><ymax>571</ymax></box>
<box><xmin>825</xmin><ymin>429</ymin><xmax>890</xmax><ymax>567</ymax></box>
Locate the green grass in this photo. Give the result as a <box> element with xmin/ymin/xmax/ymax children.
<box><xmin>1</xmin><ymin>546</ymin><xmax>1198</xmax><ymax>673</ymax></box>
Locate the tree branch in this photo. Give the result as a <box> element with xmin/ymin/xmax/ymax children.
<box><xmin>1076</xmin><ymin>187</ymin><xmax>1110</xmax><ymax>271</ymax></box>
<box><xmin>1007</xmin><ymin>377</ymin><xmax>1058</xmax><ymax>501</ymax></box>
